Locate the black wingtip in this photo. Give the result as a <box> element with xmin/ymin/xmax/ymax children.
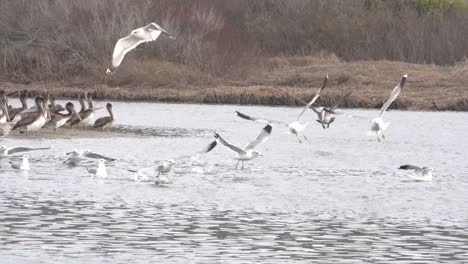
<box><xmin>206</xmin><ymin>140</ymin><xmax>217</xmax><ymax>152</ymax></box>
<box><xmin>399</xmin><ymin>165</ymin><xmax>411</xmax><ymax>170</ymax></box>
<box><xmin>264</xmin><ymin>124</ymin><xmax>273</xmax><ymax>134</ymax></box>
<box><xmin>214</xmin><ymin>132</ymin><xmax>220</xmax><ymax>139</ymax></box>
<box><xmin>234</xmin><ymin>111</ymin><xmax>252</xmax><ymax>121</ymax></box>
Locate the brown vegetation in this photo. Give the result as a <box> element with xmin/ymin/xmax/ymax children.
<box><xmin>0</xmin><ymin>0</ymin><xmax>467</xmax><ymax>110</ymax></box>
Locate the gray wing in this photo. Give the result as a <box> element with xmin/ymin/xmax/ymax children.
<box><xmin>111</xmin><ymin>34</ymin><xmax>145</xmax><ymax>68</ymax></box>
<box><xmin>9</xmin><ymin>162</ymin><xmax>20</xmax><ymax>170</ymax></box>
<box><xmin>214</xmin><ymin>133</ymin><xmax>245</xmax><ymax>155</ymax></box>
<box><xmin>244</xmin><ymin>124</ymin><xmax>273</xmax><ymax>151</ymax></box>
<box><xmin>330</xmin><ymin>92</ymin><xmax>352</xmax><ymax>111</ymax></box>
<box><xmin>83</xmin><ymin>151</ymin><xmax>116</xmax><ymax>162</ymax></box>
<box><xmin>13</xmin><ymin>113</ymin><xmax>39</xmax><ymax>129</ymax></box>
<box><xmin>399</xmin><ymin>165</ymin><xmax>422</xmax><ymax>172</ymax></box>
<box><xmin>87</xmin><ymin>168</ymin><xmax>97</xmax><ymax>175</ymax></box>
<box><xmin>380</xmin><ymin>75</ymin><xmax>407</xmax><ymax>117</ymax></box>
<box><xmin>234</xmin><ymin>111</ymin><xmax>287</xmax><ymax>126</ymax></box>
<box><xmin>93</xmin><ymin>117</ymin><xmax>112</xmax><ymax>128</ymax></box>
<box><xmin>8</xmin><ymin>147</ymin><xmax>51</xmax><ymax>155</ymax></box>
<box><xmin>298</xmin><ymin>75</ymin><xmax>328</xmax><ymax>121</ymax></box>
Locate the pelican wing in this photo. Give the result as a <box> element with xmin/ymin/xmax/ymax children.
<box><xmin>380</xmin><ymin>75</ymin><xmax>407</xmax><ymax>117</ymax></box>
<box><xmin>111</xmin><ymin>34</ymin><xmax>145</xmax><ymax>68</ymax></box>
<box><xmin>297</xmin><ymin>75</ymin><xmax>328</xmax><ymax>121</ymax></box>
<box><xmin>7</xmin><ymin>147</ymin><xmax>51</xmax><ymax>155</ymax></box>
<box><xmin>234</xmin><ymin>111</ymin><xmax>287</xmax><ymax>126</ymax></box>
<box><xmin>244</xmin><ymin>124</ymin><xmax>273</xmax><ymax>151</ymax></box>
<box><xmin>399</xmin><ymin>164</ymin><xmax>422</xmax><ymax>172</ymax></box>
<box><xmin>12</xmin><ymin>113</ymin><xmax>39</xmax><ymax>130</ymax></box>
<box><xmin>83</xmin><ymin>151</ymin><xmax>116</xmax><ymax>162</ymax></box>
<box><xmin>93</xmin><ymin>116</ymin><xmax>113</xmax><ymax>128</ymax></box>
<box><xmin>214</xmin><ymin>133</ymin><xmax>245</xmax><ymax>155</ymax></box>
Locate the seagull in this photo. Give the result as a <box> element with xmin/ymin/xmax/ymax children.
<box><xmin>0</xmin><ymin>146</ymin><xmax>51</xmax><ymax>159</ymax></box>
<box><xmin>130</xmin><ymin>139</ymin><xmax>217</xmax><ymax>183</ymax></box>
<box><xmin>399</xmin><ymin>165</ymin><xmax>434</xmax><ymax>182</ymax></box>
<box><xmin>62</xmin><ymin>149</ymin><xmax>116</xmax><ymax>166</ymax></box>
<box><xmin>93</xmin><ymin>103</ymin><xmax>114</xmax><ymax>129</ymax></box>
<box><xmin>312</xmin><ymin>92</ymin><xmax>352</xmax><ymax>129</ymax></box>
<box><xmin>106</xmin><ymin>22</ymin><xmax>176</xmax><ymax>74</ymax></box>
<box><xmin>235</xmin><ymin>75</ymin><xmax>327</xmax><ymax>143</ymax></box>
<box><xmin>370</xmin><ymin>74</ymin><xmax>407</xmax><ymax>142</ymax></box>
<box><xmin>214</xmin><ymin>124</ymin><xmax>272</xmax><ymax>169</ymax></box>
<box><xmin>86</xmin><ymin>159</ymin><xmax>107</xmax><ymax>178</ymax></box>
<box><xmin>9</xmin><ymin>155</ymin><xmax>30</xmax><ymax>171</ymax></box>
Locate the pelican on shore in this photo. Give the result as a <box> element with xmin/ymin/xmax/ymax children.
<box><xmin>106</xmin><ymin>22</ymin><xmax>176</xmax><ymax>74</ymax></box>
<box><xmin>8</xmin><ymin>90</ymin><xmax>28</xmax><ymax>123</ymax></box>
<box><xmin>71</xmin><ymin>93</ymin><xmax>96</xmax><ymax>127</ymax></box>
<box><xmin>12</xmin><ymin>97</ymin><xmax>47</xmax><ymax>134</ymax></box>
<box><xmin>47</xmin><ymin>102</ymin><xmax>81</xmax><ymax>130</ymax></box>
<box><xmin>0</xmin><ymin>146</ymin><xmax>51</xmax><ymax>159</ymax></box>
<box><xmin>93</xmin><ymin>103</ymin><xmax>114</xmax><ymax>129</ymax></box>
<box><xmin>371</xmin><ymin>74</ymin><xmax>407</xmax><ymax>142</ymax></box>
<box><xmin>399</xmin><ymin>165</ymin><xmax>434</xmax><ymax>182</ymax></box>
<box><xmin>0</xmin><ymin>100</ymin><xmax>12</xmax><ymax>137</ymax></box>
<box><xmin>214</xmin><ymin>124</ymin><xmax>272</xmax><ymax>169</ymax></box>
<box><xmin>235</xmin><ymin>75</ymin><xmax>327</xmax><ymax>143</ymax></box>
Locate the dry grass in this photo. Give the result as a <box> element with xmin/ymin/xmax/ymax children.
<box><xmin>2</xmin><ymin>55</ymin><xmax>467</xmax><ymax>111</ymax></box>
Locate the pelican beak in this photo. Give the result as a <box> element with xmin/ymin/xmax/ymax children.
<box><xmin>72</xmin><ymin>107</ymin><xmax>82</xmax><ymax>121</ymax></box>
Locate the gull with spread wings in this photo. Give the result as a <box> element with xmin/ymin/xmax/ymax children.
<box><xmin>399</xmin><ymin>164</ymin><xmax>434</xmax><ymax>182</ymax></box>
<box><xmin>106</xmin><ymin>23</ymin><xmax>176</xmax><ymax>74</ymax></box>
<box><xmin>370</xmin><ymin>74</ymin><xmax>407</xmax><ymax>142</ymax></box>
<box><xmin>62</xmin><ymin>149</ymin><xmax>116</xmax><ymax>166</ymax></box>
<box><xmin>214</xmin><ymin>124</ymin><xmax>272</xmax><ymax>169</ymax></box>
<box><xmin>234</xmin><ymin>75</ymin><xmax>327</xmax><ymax>143</ymax></box>
<box><xmin>0</xmin><ymin>145</ymin><xmax>51</xmax><ymax>159</ymax></box>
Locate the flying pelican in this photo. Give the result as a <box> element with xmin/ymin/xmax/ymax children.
<box><xmin>93</xmin><ymin>103</ymin><xmax>114</xmax><ymax>129</ymax></box>
<box><xmin>399</xmin><ymin>165</ymin><xmax>434</xmax><ymax>182</ymax></box>
<box><xmin>9</xmin><ymin>155</ymin><xmax>30</xmax><ymax>171</ymax></box>
<box><xmin>235</xmin><ymin>75</ymin><xmax>327</xmax><ymax>143</ymax></box>
<box><xmin>106</xmin><ymin>22</ymin><xmax>176</xmax><ymax>74</ymax></box>
<box><xmin>371</xmin><ymin>74</ymin><xmax>407</xmax><ymax>142</ymax></box>
<box><xmin>0</xmin><ymin>146</ymin><xmax>51</xmax><ymax>159</ymax></box>
<box><xmin>214</xmin><ymin>124</ymin><xmax>272</xmax><ymax>169</ymax></box>
<box><xmin>86</xmin><ymin>159</ymin><xmax>108</xmax><ymax>178</ymax></box>
<box><xmin>46</xmin><ymin>102</ymin><xmax>81</xmax><ymax>130</ymax></box>
<box><xmin>62</xmin><ymin>149</ymin><xmax>116</xmax><ymax>166</ymax></box>
<box><xmin>12</xmin><ymin>97</ymin><xmax>47</xmax><ymax>134</ymax></box>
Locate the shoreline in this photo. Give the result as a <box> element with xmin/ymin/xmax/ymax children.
<box><xmin>2</xmin><ymin>57</ymin><xmax>467</xmax><ymax>112</ymax></box>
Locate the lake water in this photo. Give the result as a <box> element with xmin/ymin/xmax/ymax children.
<box><xmin>1</xmin><ymin>102</ymin><xmax>467</xmax><ymax>263</ymax></box>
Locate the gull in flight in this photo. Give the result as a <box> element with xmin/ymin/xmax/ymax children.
<box><xmin>86</xmin><ymin>159</ymin><xmax>108</xmax><ymax>178</ymax></box>
<box><xmin>214</xmin><ymin>124</ymin><xmax>272</xmax><ymax>169</ymax></box>
<box><xmin>9</xmin><ymin>155</ymin><xmax>30</xmax><ymax>171</ymax></box>
<box><xmin>131</xmin><ymin>140</ymin><xmax>217</xmax><ymax>184</ymax></box>
<box><xmin>106</xmin><ymin>22</ymin><xmax>176</xmax><ymax>74</ymax></box>
<box><xmin>371</xmin><ymin>74</ymin><xmax>407</xmax><ymax>142</ymax></box>
<box><xmin>399</xmin><ymin>165</ymin><xmax>434</xmax><ymax>182</ymax></box>
<box><xmin>235</xmin><ymin>75</ymin><xmax>327</xmax><ymax>143</ymax></box>
<box><xmin>62</xmin><ymin>149</ymin><xmax>116</xmax><ymax>166</ymax></box>
<box><xmin>0</xmin><ymin>146</ymin><xmax>51</xmax><ymax>159</ymax></box>
<box><xmin>312</xmin><ymin>92</ymin><xmax>351</xmax><ymax>129</ymax></box>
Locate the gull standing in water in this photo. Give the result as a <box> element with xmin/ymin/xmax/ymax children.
<box><xmin>87</xmin><ymin>159</ymin><xmax>108</xmax><ymax>178</ymax></box>
<box><xmin>370</xmin><ymin>74</ymin><xmax>407</xmax><ymax>142</ymax></box>
<box><xmin>9</xmin><ymin>155</ymin><xmax>30</xmax><ymax>171</ymax></box>
<box><xmin>214</xmin><ymin>124</ymin><xmax>272</xmax><ymax>169</ymax></box>
<box><xmin>235</xmin><ymin>75</ymin><xmax>327</xmax><ymax>143</ymax></box>
<box><xmin>106</xmin><ymin>22</ymin><xmax>176</xmax><ymax>74</ymax></box>
<box><xmin>0</xmin><ymin>146</ymin><xmax>51</xmax><ymax>159</ymax></box>
<box><xmin>399</xmin><ymin>165</ymin><xmax>434</xmax><ymax>182</ymax></box>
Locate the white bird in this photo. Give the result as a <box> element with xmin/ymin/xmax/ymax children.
<box><xmin>235</xmin><ymin>75</ymin><xmax>327</xmax><ymax>143</ymax></box>
<box><xmin>62</xmin><ymin>149</ymin><xmax>116</xmax><ymax>166</ymax></box>
<box><xmin>9</xmin><ymin>155</ymin><xmax>30</xmax><ymax>171</ymax></box>
<box><xmin>399</xmin><ymin>165</ymin><xmax>434</xmax><ymax>182</ymax></box>
<box><xmin>370</xmin><ymin>74</ymin><xmax>407</xmax><ymax>142</ymax></box>
<box><xmin>87</xmin><ymin>159</ymin><xmax>107</xmax><ymax>178</ymax></box>
<box><xmin>214</xmin><ymin>124</ymin><xmax>272</xmax><ymax>169</ymax></box>
<box><xmin>106</xmin><ymin>22</ymin><xmax>176</xmax><ymax>74</ymax></box>
<box><xmin>0</xmin><ymin>145</ymin><xmax>51</xmax><ymax>159</ymax></box>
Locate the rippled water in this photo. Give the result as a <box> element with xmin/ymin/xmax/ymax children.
<box><xmin>1</xmin><ymin>102</ymin><xmax>468</xmax><ymax>263</ymax></box>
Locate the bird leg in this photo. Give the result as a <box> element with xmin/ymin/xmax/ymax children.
<box><xmin>296</xmin><ymin>135</ymin><xmax>303</xmax><ymax>144</ymax></box>
<box><xmin>241</xmin><ymin>161</ymin><xmax>245</xmax><ymax>170</ymax></box>
<box><xmin>301</xmin><ymin>133</ymin><xmax>309</xmax><ymax>142</ymax></box>
<box><xmin>235</xmin><ymin>160</ymin><xmax>240</xmax><ymax>169</ymax></box>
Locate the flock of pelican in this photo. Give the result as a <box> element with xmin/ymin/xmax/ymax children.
<box><xmin>0</xmin><ymin>22</ymin><xmax>433</xmax><ymax>183</ymax></box>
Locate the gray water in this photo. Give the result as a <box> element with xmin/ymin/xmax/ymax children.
<box><xmin>1</xmin><ymin>102</ymin><xmax>467</xmax><ymax>263</ymax></box>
